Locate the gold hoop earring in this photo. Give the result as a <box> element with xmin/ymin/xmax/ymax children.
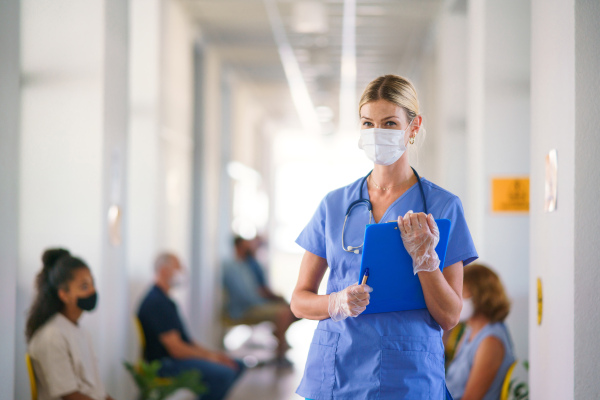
<box><xmin>409</xmin><ymin>136</ymin><xmax>415</xmax><ymax>145</ymax></box>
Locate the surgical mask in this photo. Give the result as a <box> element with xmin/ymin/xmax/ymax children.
<box><xmin>77</xmin><ymin>292</ymin><xmax>98</xmax><ymax>312</ymax></box>
<box><xmin>358</xmin><ymin>128</ymin><xmax>407</xmax><ymax>166</ymax></box>
<box><xmin>459</xmin><ymin>297</ymin><xmax>474</xmax><ymax>322</ymax></box>
<box><xmin>170</xmin><ymin>273</ymin><xmax>185</xmax><ymax>288</ymax></box>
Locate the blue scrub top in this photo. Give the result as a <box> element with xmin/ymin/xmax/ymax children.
<box><xmin>295</xmin><ymin>175</ymin><xmax>478</xmax><ymax>400</ymax></box>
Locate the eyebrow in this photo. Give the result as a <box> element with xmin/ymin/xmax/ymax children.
<box><xmin>360</xmin><ymin>115</ymin><xmax>400</xmax><ymax>120</ymax></box>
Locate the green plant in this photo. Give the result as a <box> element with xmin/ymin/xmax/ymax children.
<box><xmin>124</xmin><ymin>360</ymin><xmax>207</xmax><ymax>400</ymax></box>
<box><xmin>508</xmin><ymin>360</ymin><xmax>529</xmax><ymax>400</ymax></box>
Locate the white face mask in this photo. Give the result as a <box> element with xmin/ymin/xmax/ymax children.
<box><xmin>169</xmin><ymin>272</ymin><xmax>185</xmax><ymax>288</ymax></box>
<box><xmin>460</xmin><ymin>297</ymin><xmax>474</xmax><ymax>322</ymax></box>
<box><xmin>358</xmin><ymin>127</ymin><xmax>407</xmax><ymax>166</ymax></box>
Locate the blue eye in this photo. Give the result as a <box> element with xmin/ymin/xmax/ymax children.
<box><xmin>385</xmin><ymin>121</ymin><xmax>397</xmax><ymax>126</ymax></box>
<box><xmin>363</xmin><ymin>121</ymin><xmax>373</xmax><ymax>127</ymax></box>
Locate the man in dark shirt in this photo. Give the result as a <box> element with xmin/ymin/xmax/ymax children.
<box><xmin>138</xmin><ymin>253</ymin><xmax>244</xmax><ymax>400</ymax></box>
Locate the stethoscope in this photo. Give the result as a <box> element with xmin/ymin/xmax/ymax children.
<box><xmin>342</xmin><ymin>167</ymin><xmax>428</xmax><ymax>254</ymax></box>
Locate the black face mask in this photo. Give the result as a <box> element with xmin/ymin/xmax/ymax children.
<box><xmin>77</xmin><ymin>292</ymin><xmax>98</xmax><ymax>311</ymax></box>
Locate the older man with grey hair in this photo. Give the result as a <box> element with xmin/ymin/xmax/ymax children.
<box><xmin>137</xmin><ymin>252</ymin><xmax>245</xmax><ymax>400</ymax></box>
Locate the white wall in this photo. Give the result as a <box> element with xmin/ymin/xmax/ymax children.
<box><xmin>0</xmin><ymin>0</ymin><xmax>20</xmax><ymax>397</ymax></box>
<box><xmin>100</xmin><ymin>0</ymin><xmax>132</xmax><ymax>397</ymax></box>
<box><xmin>159</xmin><ymin>0</ymin><xmax>196</xmax><ymax>319</ymax></box>
<box><xmin>529</xmin><ymin>0</ymin><xmax>575</xmax><ymax>398</ymax></box>
<box><xmin>16</xmin><ymin>1</ymin><xmax>106</xmax><ymax>398</ymax></box>
<box><xmin>127</xmin><ymin>0</ymin><xmax>198</xmax><ymax>338</ymax></box>
<box><xmin>434</xmin><ymin>8</ymin><xmax>468</xmax><ymax>202</ymax></box>
<box><xmin>127</xmin><ymin>0</ymin><xmax>162</xmax><ymax>321</ymax></box>
<box><xmin>574</xmin><ymin>2</ymin><xmax>600</xmax><ymax>398</ymax></box>
<box><xmin>467</xmin><ymin>0</ymin><xmax>531</xmax><ymax>363</ymax></box>
<box><xmin>191</xmin><ymin>45</ymin><xmax>226</xmax><ymax>346</ymax></box>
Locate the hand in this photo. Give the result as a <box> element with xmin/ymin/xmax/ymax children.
<box><xmin>397</xmin><ymin>211</ymin><xmax>440</xmax><ymax>274</ymax></box>
<box><xmin>328</xmin><ymin>283</ymin><xmax>373</xmax><ymax>322</ymax></box>
<box><xmin>208</xmin><ymin>351</ymin><xmax>238</xmax><ymax>370</ymax></box>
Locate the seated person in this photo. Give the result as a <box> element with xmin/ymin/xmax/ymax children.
<box><xmin>242</xmin><ymin>236</ymin><xmax>285</xmax><ymax>302</ymax></box>
<box><xmin>222</xmin><ymin>236</ymin><xmax>297</xmax><ymax>363</ymax></box>
<box><xmin>446</xmin><ymin>263</ymin><xmax>516</xmax><ymax>400</ymax></box>
<box><xmin>137</xmin><ymin>253</ymin><xmax>244</xmax><ymax>400</ymax></box>
<box><xmin>26</xmin><ymin>248</ymin><xmax>114</xmax><ymax>400</ymax></box>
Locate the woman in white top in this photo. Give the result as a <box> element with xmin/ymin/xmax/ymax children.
<box><xmin>26</xmin><ymin>248</ymin><xmax>114</xmax><ymax>400</ymax></box>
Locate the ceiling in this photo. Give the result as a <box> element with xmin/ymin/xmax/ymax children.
<box><xmin>182</xmin><ymin>0</ymin><xmax>445</xmax><ymax>130</ymax></box>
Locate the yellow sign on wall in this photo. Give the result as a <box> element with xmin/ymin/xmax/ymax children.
<box><xmin>491</xmin><ymin>177</ymin><xmax>530</xmax><ymax>213</ymax></box>
<box><xmin>537</xmin><ymin>277</ymin><xmax>543</xmax><ymax>326</ymax></box>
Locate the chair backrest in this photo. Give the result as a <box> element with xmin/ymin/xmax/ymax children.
<box><xmin>500</xmin><ymin>360</ymin><xmax>518</xmax><ymax>400</ymax></box>
<box><xmin>134</xmin><ymin>317</ymin><xmax>146</xmax><ymax>358</ymax></box>
<box><xmin>25</xmin><ymin>353</ymin><xmax>37</xmax><ymax>400</ymax></box>
<box><xmin>444</xmin><ymin>322</ymin><xmax>466</xmax><ymax>365</ymax></box>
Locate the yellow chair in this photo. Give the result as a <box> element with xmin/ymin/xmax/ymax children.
<box><xmin>443</xmin><ymin>322</ymin><xmax>466</xmax><ymax>367</ymax></box>
<box><xmin>133</xmin><ymin>317</ymin><xmax>173</xmax><ymax>386</ymax></box>
<box><xmin>25</xmin><ymin>353</ymin><xmax>37</xmax><ymax>400</ymax></box>
<box><xmin>500</xmin><ymin>360</ymin><xmax>518</xmax><ymax>400</ymax></box>
<box><xmin>134</xmin><ymin>317</ymin><xmax>146</xmax><ymax>359</ymax></box>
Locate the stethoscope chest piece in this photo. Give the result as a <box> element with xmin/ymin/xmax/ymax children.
<box><xmin>341</xmin><ymin>167</ymin><xmax>428</xmax><ymax>254</ymax></box>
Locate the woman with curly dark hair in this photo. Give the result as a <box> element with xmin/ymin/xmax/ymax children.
<box><xmin>26</xmin><ymin>248</ymin><xmax>114</xmax><ymax>400</ymax></box>
<box><xmin>446</xmin><ymin>263</ymin><xmax>516</xmax><ymax>400</ymax></box>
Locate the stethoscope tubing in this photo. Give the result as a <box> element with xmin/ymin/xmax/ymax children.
<box><xmin>342</xmin><ymin>167</ymin><xmax>428</xmax><ymax>254</ymax></box>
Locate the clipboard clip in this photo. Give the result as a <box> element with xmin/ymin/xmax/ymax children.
<box><xmin>385</xmin><ymin>220</ymin><xmax>399</xmax><ymax>229</ymax></box>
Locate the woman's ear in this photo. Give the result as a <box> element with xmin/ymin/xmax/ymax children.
<box><xmin>57</xmin><ymin>287</ymin><xmax>70</xmax><ymax>304</ymax></box>
<box><xmin>411</xmin><ymin>115</ymin><xmax>422</xmax><ymax>136</ymax></box>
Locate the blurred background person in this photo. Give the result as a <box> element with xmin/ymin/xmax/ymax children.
<box><xmin>446</xmin><ymin>263</ymin><xmax>516</xmax><ymax>400</ymax></box>
<box><xmin>222</xmin><ymin>236</ymin><xmax>297</xmax><ymax>366</ymax></box>
<box><xmin>241</xmin><ymin>236</ymin><xmax>285</xmax><ymax>302</ymax></box>
<box><xmin>26</xmin><ymin>248</ymin><xmax>114</xmax><ymax>400</ymax></box>
<box><xmin>137</xmin><ymin>253</ymin><xmax>244</xmax><ymax>400</ymax></box>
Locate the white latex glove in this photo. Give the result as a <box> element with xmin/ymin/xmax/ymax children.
<box><xmin>397</xmin><ymin>210</ymin><xmax>440</xmax><ymax>274</ymax></box>
<box><xmin>328</xmin><ymin>283</ymin><xmax>373</xmax><ymax>322</ymax></box>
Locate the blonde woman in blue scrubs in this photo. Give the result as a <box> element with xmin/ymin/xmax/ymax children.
<box><xmin>291</xmin><ymin>75</ymin><xmax>478</xmax><ymax>399</ymax></box>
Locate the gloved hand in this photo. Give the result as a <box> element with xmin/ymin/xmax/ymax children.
<box><xmin>328</xmin><ymin>283</ymin><xmax>373</xmax><ymax>322</ymax></box>
<box><xmin>398</xmin><ymin>210</ymin><xmax>440</xmax><ymax>274</ymax></box>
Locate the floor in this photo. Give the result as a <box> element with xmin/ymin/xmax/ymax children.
<box><xmin>226</xmin><ymin>319</ymin><xmax>318</xmax><ymax>400</ymax></box>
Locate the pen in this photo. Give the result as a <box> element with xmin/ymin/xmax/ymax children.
<box><xmin>361</xmin><ymin>268</ymin><xmax>369</xmax><ymax>285</ymax></box>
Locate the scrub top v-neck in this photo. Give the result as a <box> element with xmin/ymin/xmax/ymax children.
<box><xmin>295</xmin><ymin>174</ymin><xmax>478</xmax><ymax>400</ymax></box>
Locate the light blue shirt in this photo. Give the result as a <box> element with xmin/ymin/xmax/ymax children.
<box><xmin>446</xmin><ymin>322</ymin><xmax>516</xmax><ymax>400</ymax></box>
<box><xmin>295</xmin><ymin>174</ymin><xmax>478</xmax><ymax>400</ymax></box>
<box><xmin>222</xmin><ymin>258</ymin><xmax>266</xmax><ymax>319</ymax></box>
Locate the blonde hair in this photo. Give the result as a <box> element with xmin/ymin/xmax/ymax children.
<box><xmin>358</xmin><ymin>75</ymin><xmax>420</xmax><ymax>122</ymax></box>
<box><xmin>464</xmin><ymin>263</ymin><xmax>511</xmax><ymax>323</ymax></box>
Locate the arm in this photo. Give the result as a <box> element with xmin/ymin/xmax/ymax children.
<box><xmin>290</xmin><ymin>251</ymin><xmax>330</xmax><ymax>320</ymax></box>
<box><xmin>398</xmin><ymin>212</ymin><xmax>463</xmax><ymax>330</ymax></box>
<box><xmin>258</xmin><ymin>286</ymin><xmax>284</xmax><ymax>301</ymax></box>
<box><xmin>418</xmin><ymin>261</ymin><xmax>463</xmax><ymax>330</ymax></box>
<box><xmin>160</xmin><ymin>330</ymin><xmax>237</xmax><ymax>369</ymax></box>
<box><xmin>461</xmin><ymin>336</ymin><xmax>505</xmax><ymax>400</ymax></box>
<box><xmin>291</xmin><ymin>250</ymin><xmax>371</xmax><ymax>321</ymax></box>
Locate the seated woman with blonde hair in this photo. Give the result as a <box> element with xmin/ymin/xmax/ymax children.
<box><xmin>446</xmin><ymin>263</ymin><xmax>516</xmax><ymax>400</ymax></box>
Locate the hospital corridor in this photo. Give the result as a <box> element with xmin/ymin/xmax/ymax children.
<box><xmin>1</xmin><ymin>0</ymin><xmax>599</xmax><ymax>399</ymax></box>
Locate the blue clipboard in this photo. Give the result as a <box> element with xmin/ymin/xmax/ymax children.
<box><xmin>358</xmin><ymin>219</ymin><xmax>451</xmax><ymax>314</ymax></box>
